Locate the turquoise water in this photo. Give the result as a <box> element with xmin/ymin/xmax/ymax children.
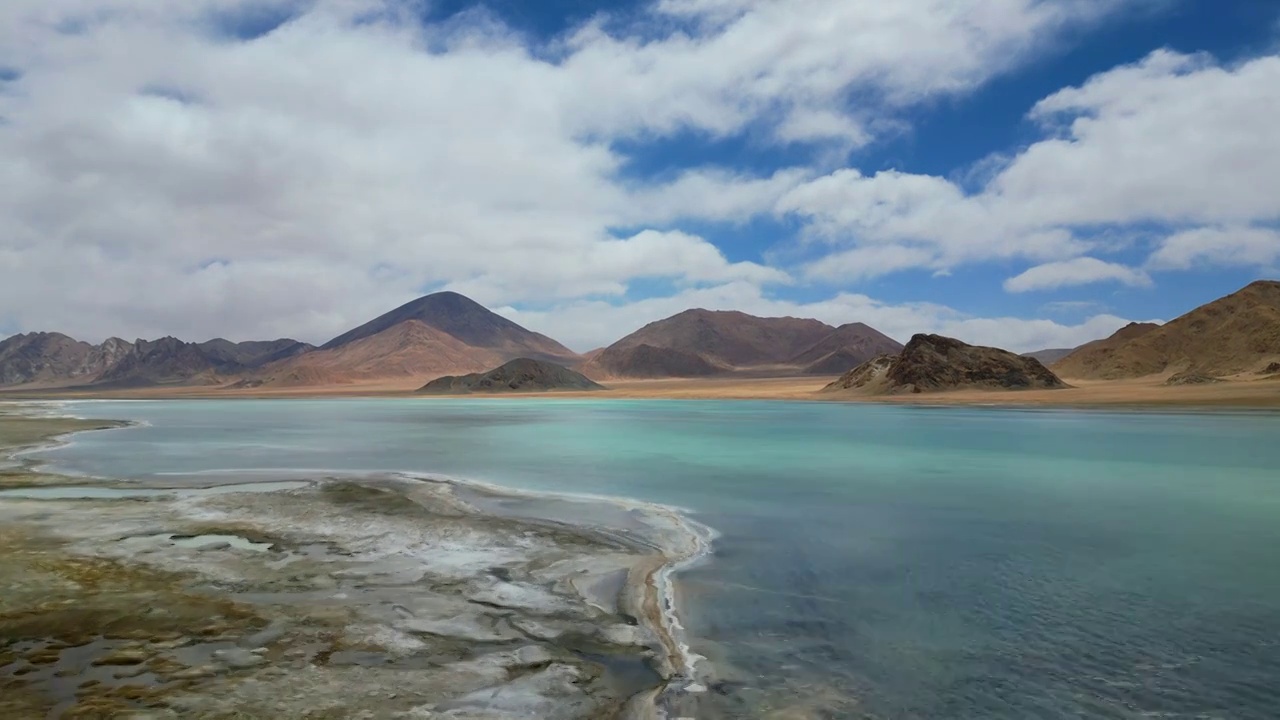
<box><xmin>31</xmin><ymin>399</ymin><xmax>1280</xmax><ymax>718</ymax></box>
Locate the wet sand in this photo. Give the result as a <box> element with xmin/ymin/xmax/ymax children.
<box><xmin>0</xmin><ymin>405</ymin><xmax>714</xmax><ymax>719</ymax></box>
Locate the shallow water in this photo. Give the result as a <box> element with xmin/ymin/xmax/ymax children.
<box><xmin>25</xmin><ymin>399</ymin><xmax>1280</xmax><ymax>719</ymax></box>
<box><xmin>0</xmin><ymin>480</ymin><xmax>310</xmax><ymax>500</ymax></box>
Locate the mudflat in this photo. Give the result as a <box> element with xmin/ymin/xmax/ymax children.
<box><xmin>0</xmin><ymin>406</ymin><xmax>711</xmax><ymax>719</ymax></box>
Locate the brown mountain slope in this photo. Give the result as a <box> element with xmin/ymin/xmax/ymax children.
<box><xmin>245</xmin><ymin>320</ymin><xmax>503</xmax><ymax>387</ymax></box>
<box><xmin>1050</xmin><ymin>322</ymin><xmax>1161</xmax><ymax>379</ymax></box>
<box><xmin>198</xmin><ymin>338</ymin><xmax>314</xmax><ymax>368</ymax></box>
<box><xmin>582</xmin><ymin>344</ymin><xmax>723</xmax><ymax>379</ymax></box>
<box><xmin>1022</xmin><ymin>348</ymin><xmax>1075</xmax><ymax>365</ymax></box>
<box><xmin>824</xmin><ymin>334</ymin><xmax>1067</xmax><ymax>395</ymax></box>
<box><xmin>789</xmin><ymin>323</ymin><xmax>904</xmax><ymax>375</ymax></box>
<box><xmin>418</xmin><ymin>358</ymin><xmax>605</xmax><ymax>394</ymax></box>
<box><xmin>1053</xmin><ymin>280</ymin><xmax>1280</xmax><ymax>379</ymax></box>
<box><xmin>320</xmin><ymin>291</ymin><xmax>577</xmax><ymax>364</ymax></box>
<box><xmin>581</xmin><ymin>309</ymin><xmax>834</xmax><ymax>378</ymax></box>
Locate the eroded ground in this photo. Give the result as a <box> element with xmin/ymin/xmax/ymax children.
<box><xmin>0</xmin><ymin>408</ymin><xmax>678</xmax><ymax>719</ymax></box>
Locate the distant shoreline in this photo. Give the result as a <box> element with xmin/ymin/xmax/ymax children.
<box><xmin>4</xmin><ymin>373</ymin><xmax>1280</xmax><ymax>408</ymax></box>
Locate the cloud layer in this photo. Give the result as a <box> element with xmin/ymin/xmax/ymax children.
<box><xmin>0</xmin><ymin>1</ymin><xmax>1273</xmax><ymax>352</ymax></box>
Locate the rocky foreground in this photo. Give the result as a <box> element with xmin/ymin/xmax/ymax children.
<box><xmin>0</xmin><ymin>408</ymin><xmax>708</xmax><ymax>719</ymax></box>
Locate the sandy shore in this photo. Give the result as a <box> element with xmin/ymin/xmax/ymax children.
<box><xmin>6</xmin><ymin>373</ymin><xmax>1280</xmax><ymax>407</ymax></box>
<box><xmin>0</xmin><ymin>405</ymin><xmax>714</xmax><ymax>719</ymax></box>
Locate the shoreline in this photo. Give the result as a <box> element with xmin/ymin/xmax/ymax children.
<box><xmin>4</xmin><ymin>373</ymin><xmax>1280</xmax><ymax>409</ymax></box>
<box><xmin>0</xmin><ymin>402</ymin><xmax>717</xmax><ymax>718</ymax></box>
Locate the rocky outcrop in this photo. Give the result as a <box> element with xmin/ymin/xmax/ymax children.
<box><xmin>824</xmin><ymin>334</ymin><xmax>1067</xmax><ymax>394</ymax></box>
<box><xmin>418</xmin><ymin>358</ymin><xmax>605</xmax><ymax>394</ymax></box>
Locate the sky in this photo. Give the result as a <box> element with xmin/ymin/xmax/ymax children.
<box><xmin>1</xmin><ymin>0</ymin><xmax>1278</xmax><ymax>353</ymax></box>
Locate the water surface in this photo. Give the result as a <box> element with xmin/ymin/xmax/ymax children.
<box><xmin>30</xmin><ymin>399</ymin><xmax>1280</xmax><ymax>719</ymax></box>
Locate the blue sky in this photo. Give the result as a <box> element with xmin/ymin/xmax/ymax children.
<box><xmin>0</xmin><ymin>0</ymin><xmax>1278</xmax><ymax>351</ymax></box>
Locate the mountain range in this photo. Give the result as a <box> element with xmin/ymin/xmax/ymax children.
<box><xmin>2</xmin><ymin>280</ymin><xmax>1278</xmax><ymax>392</ymax></box>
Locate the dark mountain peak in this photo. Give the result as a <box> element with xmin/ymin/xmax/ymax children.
<box><xmin>319</xmin><ymin>291</ymin><xmax>577</xmax><ymax>364</ymax></box>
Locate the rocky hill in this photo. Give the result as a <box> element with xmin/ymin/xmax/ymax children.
<box><xmin>1050</xmin><ymin>322</ymin><xmax>1161</xmax><ymax>379</ymax></box>
<box><xmin>580</xmin><ymin>309</ymin><xmax>896</xmax><ymax>378</ymax></box>
<box><xmin>788</xmin><ymin>323</ymin><xmax>904</xmax><ymax>375</ymax></box>
<box><xmin>418</xmin><ymin>358</ymin><xmax>605</xmax><ymax>394</ymax></box>
<box><xmin>824</xmin><ymin>334</ymin><xmax>1068</xmax><ymax>394</ymax></box>
<box><xmin>0</xmin><ymin>332</ymin><xmax>97</xmax><ymax>386</ymax></box>
<box><xmin>582</xmin><ymin>344</ymin><xmax>723</xmax><ymax>379</ymax></box>
<box><xmin>1052</xmin><ymin>280</ymin><xmax>1280</xmax><ymax>379</ymax></box>
<box><xmin>90</xmin><ymin>337</ymin><xmax>226</xmax><ymax>388</ymax></box>
<box><xmin>197</xmin><ymin>338</ymin><xmax>314</xmax><ymax>368</ymax></box>
<box><xmin>1022</xmin><ymin>348</ymin><xmax>1075</xmax><ymax>365</ymax></box>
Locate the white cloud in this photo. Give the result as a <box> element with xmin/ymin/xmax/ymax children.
<box><xmin>804</xmin><ymin>245</ymin><xmax>938</xmax><ymax>281</ymax></box>
<box><xmin>0</xmin><ymin>0</ymin><xmax>1134</xmax><ymax>343</ymax></box>
<box><xmin>500</xmin><ymin>281</ymin><xmax>1140</xmax><ymax>353</ymax></box>
<box><xmin>1003</xmin><ymin>257</ymin><xmax>1151</xmax><ymax>293</ymax></box>
<box><xmin>781</xmin><ymin>49</ymin><xmax>1280</xmax><ymax>281</ymax></box>
<box><xmin>1148</xmin><ymin>226</ymin><xmax>1280</xmax><ymax>270</ymax></box>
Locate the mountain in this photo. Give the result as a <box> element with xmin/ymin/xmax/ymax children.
<box><xmin>240</xmin><ymin>320</ymin><xmax>503</xmax><ymax>387</ymax></box>
<box><xmin>320</xmin><ymin>291</ymin><xmax>577</xmax><ymax>364</ymax></box>
<box><xmin>582</xmin><ymin>344</ymin><xmax>722</xmax><ymax>379</ymax></box>
<box><xmin>0</xmin><ymin>332</ymin><xmax>96</xmax><ymax>386</ymax></box>
<box><xmin>581</xmin><ymin>309</ymin><xmax>837</xmax><ymax>378</ymax></box>
<box><xmin>824</xmin><ymin>334</ymin><xmax>1067</xmax><ymax>394</ymax></box>
<box><xmin>418</xmin><ymin>358</ymin><xmax>605</xmax><ymax>394</ymax></box>
<box><xmin>244</xmin><ymin>292</ymin><xmax>580</xmax><ymax>387</ymax></box>
<box><xmin>197</xmin><ymin>338</ymin><xmax>314</xmax><ymax>368</ymax></box>
<box><xmin>788</xmin><ymin>323</ymin><xmax>904</xmax><ymax>375</ymax></box>
<box><xmin>91</xmin><ymin>337</ymin><xmax>236</xmax><ymax>388</ymax></box>
<box><xmin>0</xmin><ymin>333</ymin><xmax>315</xmax><ymax>389</ymax></box>
<box><xmin>1052</xmin><ymin>281</ymin><xmax>1280</xmax><ymax>379</ymax></box>
<box><xmin>1049</xmin><ymin>323</ymin><xmax>1161</xmax><ymax>379</ymax></box>
<box><xmin>1022</xmin><ymin>348</ymin><xmax>1075</xmax><ymax>365</ymax></box>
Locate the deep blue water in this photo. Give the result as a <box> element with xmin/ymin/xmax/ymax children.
<box><xmin>33</xmin><ymin>399</ymin><xmax>1280</xmax><ymax>718</ymax></box>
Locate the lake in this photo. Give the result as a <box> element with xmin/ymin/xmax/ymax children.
<box><xmin>32</xmin><ymin>399</ymin><xmax>1280</xmax><ymax>719</ymax></box>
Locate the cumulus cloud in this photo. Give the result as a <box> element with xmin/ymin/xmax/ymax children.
<box><xmin>1147</xmin><ymin>226</ymin><xmax>1280</xmax><ymax>270</ymax></box>
<box><xmin>500</xmin><ymin>281</ymin><xmax>1142</xmax><ymax>353</ymax></box>
<box><xmin>784</xmin><ymin>49</ymin><xmax>1280</xmax><ymax>280</ymax></box>
<box><xmin>0</xmin><ymin>0</ymin><xmax>1135</xmax><ymax>343</ymax></box>
<box><xmin>1003</xmin><ymin>257</ymin><xmax>1152</xmax><ymax>293</ymax></box>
